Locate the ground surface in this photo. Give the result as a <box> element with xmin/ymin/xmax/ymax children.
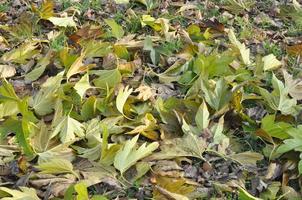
<box><xmin>0</xmin><ymin>0</ymin><xmax>302</xmax><ymax>199</ymax></box>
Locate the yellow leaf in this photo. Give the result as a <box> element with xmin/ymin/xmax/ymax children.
<box><xmin>228</xmin><ymin>29</ymin><xmax>250</xmax><ymax>65</ymax></box>
<box><xmin>0</xmin><ymin>65</ymin><xmax>16</xmax><ymax>78</ymax></box>
<box><xmin>262</xmin><ymin>54</ymin><xmax>282</xmax><ymax>71</ymax></box>
<box><xmin>153</xmin><ymin>176</ymin><xmax>195</xmax><ymax>200</ymax></box>
<box><xmin>66</xmin><ymin>53</ymin><xmax>94</xmax><ymax>80</ymax></box>
<box><xmin>48</xmin><ymin>16</ymin><xmax>77</xmax><ymax>27</ymax></box>
<box><xmin>128</xmin><ymin>113</ymin><xmax>159</xmax><ymax>140</ymax></box>
<box><xmin>1</xmin><ymin>41</ymin><xmax>39</xmax><ymax>64</ymax></box>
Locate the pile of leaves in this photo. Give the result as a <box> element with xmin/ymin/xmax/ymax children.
<box><xmin>0</xmin><ymin>0</ymin><xmax>302</xmax><ymax>199</ymax></box>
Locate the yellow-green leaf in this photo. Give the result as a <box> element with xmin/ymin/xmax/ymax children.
<box><xmin>104</xmin><ymin>19</ymin><xmax>124</xmax><ymax>39</ymax></box>
<box><xmin>48</xmin><ymin>16</ymin><xmax>77</xmax><ymax>27</ymax></box>
<box><xmin>262</xmin><ymin>54</ymin><xmax>282</xmax><ymax>71</ymax></box>
<box><xmin>0</xmin><ymin>65</ymin><xmax>16</xmax><ymax>78</ymax></box>
<box><xmin>114</xmin><ymin>134</ymin><xmax>159</xmax><ymax>174</ymax></box>
<box><xmin>116</xmin><ymin>85</ymin><xmax>133</xmax><ymax>116</ymax></box>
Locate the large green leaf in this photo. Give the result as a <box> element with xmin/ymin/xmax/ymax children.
<box><xmin>51</xmin><ymin>114</ymin><xmax>85</xmax><ymax>143</ymax></box>
<box><xmin>104</xmin><ymin>19</ymin><xmax>124</xmax><ymax>39</ymax></box>
<box><xmin>74</xmin><ymin>73</ymin><xmax>91</xmax><ymax>99</ymax></box>
<box><xmin>201</xmin><ymin>78</ymin><xmax>232</xmax><ymax>111</ymax></box>
<box><xmin>116</xmin><ymin>85</ymin><xmax>133</xmax><ymax>116</ymax></box>
<box><xmin>0</xmin><ymin>187</ymin><xmax>40</xmax><ymax>200</ymax></box>
<box><xmin>195</xmin><ymin>101</ymin><xmax>210</xmax><ymax>131</ymax></box>
<box><xmin>1</xmin><ymin>41</ymin><xmax>39</xmax><ymax>64</ymax></box>
<box><xmin>114</xmin><ymin>134</ymin><xmax>159</xmax><ymax>174</ymax></box>
<box><xmin>259</xmin><ymin>74</ymin><xmax>298</xmax><ymax>115</ymax></box>
<box><xmin>92</xmin><ymin>69</ymin><xmax>121</xmax><ymax>89</ymax></box>
<box><xmin>37</xmin><ymin>158</ymin><xmax>78</xmax><ymax>178</ymax></box>
<box><xmin>31</xmin><ymin>72</ymin><xmax>63</xmax><ymax>116</ymax></box>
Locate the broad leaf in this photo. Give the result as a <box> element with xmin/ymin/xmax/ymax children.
<box><xmin>37</xmin><ymin>158</ymin><xmax>78</xmax><ymax>178</ymax></box>
<box><xmin>0</xmin><ymin>187</ymin><xmax>40</xmax><ymax>200</ymax></box>
<box><xmin>51</xmin><ymin>115</ymin><xmax>85</xmax><ymax>143</ymax></box>
<box><xmin>228</xmin><ymin>29</ymin><xmax>250</xmax><ymax>65</ymax></box>
<box><xmin>1</xmin><ymin>41</ymin><xmax>39</xmax><ymax>64</ymax></box>
<box><xmin>48</xmin><ymin>17</ymin><xmax>77</xmax><ymax>27</ymax></box>
<box><xmin>74</xmin><ymin>73</ymin><xmax>91</xmax><ymax>99</ymax></box>
<box><xmin>92</xmin><ymin>69</ymin><xmax>121</xmax><ymax>89</ymax></box>
<box><xmin>262</xmin><ymin>54</ymin><xmax>282</xmax><ymax>71</ymax></box>
<box><xmin>116</xmin><ymin>85</ymin><xmax>133</xmax><ymax>116</ymax></box>
<box><xmin>31</xmin><ymin>72</ymin><xmax>63</xmax><ymax>116</ymax></box>
<box><xmin>114</xmin><ymin>134</ymin><xmax>159</xmax><ymax>174</ymax></box>
<box><xmin>195</xmin><ymin>101</ymin><xmax>210</xmax><ymax>131</ymax></box>
<box><xmin>0</xmin><ymin>65</ymin><xmax>16</xmax><ymax>78</ymax></box>
<box><xmin>104</xmin><ymin>19</ymin><xmax>124</xmax><ymax>39</ymax></box>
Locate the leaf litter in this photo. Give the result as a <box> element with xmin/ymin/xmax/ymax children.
<box><xmin>0</xmin><ymin>0</ymin><xmax>302</xmax><ymax>199</ymax></box>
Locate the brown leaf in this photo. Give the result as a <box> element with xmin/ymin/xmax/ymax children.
<box><xmin>287</xmin><ymin>44</ymin><xmax>302</xmax><ymax>56</ymax></box>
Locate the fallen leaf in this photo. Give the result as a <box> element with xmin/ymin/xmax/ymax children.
<box><xmin>74</xmin><ymin>73</ymin><xmax>91</xmax><ymax>99</ymax></box>
<box><xmin>114</xmin><ymin>134</ymin><xmax>159</xmax><ymax>174</ymax></box>
<box><xmin>0</xmin><ymin>186</ymin><xmax>40</xmax><ymax>200</ymax></box>
<box><xmin>48</xmin><ymin>16</ymin><xmax>77</xmax><ymax>27</ymax></box>
<box><xmin>51</xmin><ymin>114</ymin><xmax>85</xmax><ymax>143</ymax></box>
<box><xmin>262</xmin><ymin>54</ymin><xmax>282</xmax><ymax>71</ymax></box>
<box><xmin>1</xmin><ymin>41</ymin><xmax>39</xmax><ymax>64</ymax></box>
<box><xmin>287</xmin><ymin>44</ymin><xmax>302</xmax><ymax>56</ymax></box>
<box><xmin>0</xmin><ymin>65</ymin><xmax>16</xmax><ymax>78</ymax></box>
<box><xmin>37</xmin><ymin>158</ymin><xmax>78</xmax><ymax>178</ymax></box>
<box><xmin>104</xmin><ymin>19</ymin><xmax>124</xmax><ymax>39</ymax></box>
<box><xmin>116</xmin><ymin>85</ymin><xmax>133</xmax><ymax>116</ymax></box>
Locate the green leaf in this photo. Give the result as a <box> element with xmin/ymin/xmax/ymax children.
<box><xmin>201</xmin><ymin>78</ymin><xmax>232</xmax><ymax>111</ymax></box>
<box><xmin>0</xmin><ymin>187</ymin><xmax>40</xmax><ymax>200</ymax></box>
<box><xmin>0</xmin><ymin>101</ymin><xmax>19</xmax><ymax>119</ymax></box>
<box><xmin>74</xmin><ymin>182</ymin><xmax>89</xmax><ymax>200</ymax></box>
<box><xmin>116</xmin><ymin>85</ymin><xmax>133</xmax><ymax>116</ymax></box>
<box><xmin>113</xmin><ymin>45</ymin><xmax>129</xmax><ymax>60</ymax></box>
<box><xmin>143</xmin><ymin>36</ymin><xmax>158</xmax><ymax>64</ymax></box>
<box><xmin>25</xmin><ymin>51</ymin><xmax>52</xmax><ymax>82</ymax></box>
<box><xmin>104</xmin><ymin>19</ymin><xmax>124</xmax><ymax>39</ymax></box>
<box><xmin>195</xmin><ymin>101</ymin><xmax>210</xmax><ymax>131</ymax></box>
<box><xmin>37</xmin><ymin>158</ymin><xmax>78</xmax><ymax>178</ymax></box>
<box><xmin>299</xmin><ymin>157</ymin><xmax>302</xmax><ymax>175</ymax></box>
<box><xmin>182</xmin><ymin>130</ymin><xmax>207</xmax><ymax>160</ymax></box>
<box><xmin>228</xmin><ymin>29</ymin><xmax>250</xmax><ymax>65</ymax></box>
<box><xmin>260</xmin><ymin>182</ymin><xmax>281</xmax><ymax>200</ymax></box>
<box><xmin>92</xmin><ymin>69</ymin><xmax>121</xmax><ymax>89</ymax></box>
<box><xmin>259</xmin><ymin>74</ymin><xmax>297</xmax><ymax>115</ymax></box>
<box><xmin>0</xmin><ymin>79</ymin><xmax>19</xmax><ymax>101</ymax></box>
<box><xmin>48</xmin><ymin>16</ymin><xmax>77</xmax><ymax>27</ymax></box>
<box><xmin>230</xmin><ymin>151</ymin><xmax>263</xmax><ymax>166</ymax></box>
<box><xmin>31</xmin><ymin>72</ymin><xmax>63</xmax><ymax>116</ymax></box>
<box><xmin>1</xmin><ymin>41</ymin><xmax>39</xmax><ymax>64</ymax></box>
<box><xmin>114</xmin><ymin>134</ymin><xmax>159</xmax><ymax>174</ymax></box>
<box><xmin>261</xmin><ymin>115</ymin><xmax>291</xmax><ymax>139</ymax></box>
<box><xmin>212</xmin><ymin>116</ymin><xmax>226</xmax><ymax>144</ymax></box>
<box><xmin>81</xmin><ymin>40</ymin><xmax>112</xmax><ymax>58</ymax></box>
<box><xmin>238</xmin><ymin>187</ymin><xmax>262</xmax><ymax>200</ymax></box>
<box><xmin>74</xmin><ymin>73</ymin><xmax>91</xmax><ymax>99</ymax></box>
<box><xmin>0</xmin><ymin>118</ymin><xmax>33</xmax><ymax>156</ymax></box>
<box><xmin>66</xmin><ymin>53</ymin><xmax>93</xmax><ymax>80</ymax></box>
<box><xmin>81</xmin><ymin>96</ymin><xmax>97</xmax><ymax>121</ymax></box>
<box><xmin>51</xmin><ymin>114</ymin><xmax>85</xmax><ymax>143</ymax></box>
